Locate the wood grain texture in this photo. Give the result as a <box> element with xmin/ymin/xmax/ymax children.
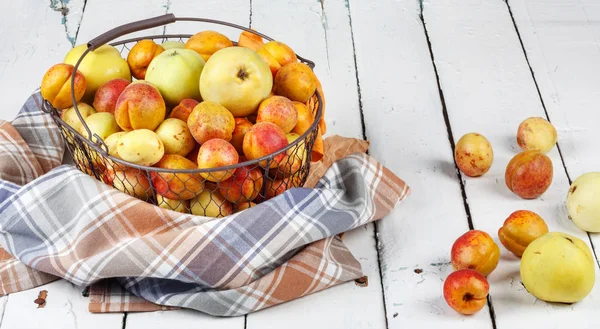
<box><xmin>1</xmin><ymin>280</ymin><xmax>122</xmax><ymax>329</ymax></box>
<box><xmin>348</xmin><ymin>0</ymin><xmax>493</xmax><ymax>327</ymax></box>
<box><xmin>423</xmin><ymin>0</ymin><xmax>600</xmax><ymax>328</ymax></box>
<box><xmin>246</xmin><ymin>1</ymin><xmax>386</xmax><ymax>328</ymax></box>
<box><xmin>0</xmin><ymin>0</ymin><xmax>81</xmax><ymax>119</ymax></box>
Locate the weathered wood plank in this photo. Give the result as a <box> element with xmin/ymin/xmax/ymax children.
<box><xmin>247</xmin><ymin>1</ymin><xmax>385</xmax><ymax>328</ymax></box>
<box><xmin>422</xmin><ymin>0</ymin><xmax>600</xmax><ymax>328</ymax></box>
<box><xmin>348</xmin><ymin>0</ymin><xmax>493</xmax><ymax>327</ymax></box>
<box><xmin>0</xmin><ymin>0</ymin><xmax>82</xmax><ymax>118</ymax></box>
<box><xmin>0</xmin><ymin>1</ymin><xmax>122</xmax><ymax>328</ymax></box>
<box><xmin>1</xmin><ymin>280</ymin><xmax>122</xmax><ymax>329</ymax></box>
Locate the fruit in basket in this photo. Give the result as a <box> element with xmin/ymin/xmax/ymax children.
<box><xmin>161</xmin><ymin>41</ymin><xmax>185</xmax><ymax>50</ymax></box>
<box><xmin>218</xmin><ymin>158</ymin><xmax>264</xmax><ymax>203</ymax></box>
<box><xmin>151</xmin><ymin>154</ymin><xmax>204</xmax><ymax>200</ymax></box>
<box><xmin>169</xmin><ymin>99</ymin><xmax>199</xmax><ymax>122</ymax></box>
<box><xmin>497</xmin><ymin>210</ymin><xmax>549</xmax><ymax>257</ymax></box>
<box><xmin>235</xmin><ymin>201</ymin><xmax>257</xmax><ymax>213</ymax></box>
<box><xmin>451</xmin><ymin>230</ymin><xmax>500</xmax><ymax>277</ymax></box>
<box><xmin>61</xmin><ymin>103</ymin><xmax>97</xmax><ymax>132</ymax></box>
<box><xmin>93</xmin><ymin>78</ymin><xmax>131</xmax><ymax>114</ymax></box>
<box><xmin>443</xmin><ymin>269</ymin><xmax>489</xmax><ymax>315</ymax></box>
<box><xmin>157</xmin><ymin>195</ymin><xmax>189</xmax><ymax>213</ymax></box>
<box><xmin>271</xmin><ymin>133</ymin><xmax>307</xmax><ymax>178</ymax></box>
<box><xmin>64</xmin><ymin>44</ymin><xmax>131</xmax><ymax>101</ymax></box>
<box><xmin>238</xmin><ymin>30</ymin><xmax>264</xmax><ymax>51</ymax></box>
<box><xmin>127</xmin><ymin>40</ymin><xmax>165</xmax><ymax>80</ymax></box>
<box><xmin>145</xmin><ymin>48</ymin><xmax>205</xmax><ymax>106</ymax></box>
<box><xmin>199</xmin><ymin>47</ymin><xmax>273</xmax><ymax>117</ymax></box>
<box><xmin>197</xmin><ymin>138</ymin><xmax>239</xmax><ymax>182</ymax></box>
<box><xmin>505</xmin><ymin>150</ymin><xmax>553</xmax><ymax>199</ymax></box>
<box><xmin>104</xmin><ymin>168</ymin><xmax>151</xmax><ymax>200</ymax></box>
<box><xmin>243</xmin><ymin>122</ymin><xmax>289</xmax><ymax>169</ymax></box>
<box><xmin>256</xmin><ymin>96</ymin><xmax>298</xmax><ymax>133</ymax></box>
<box><xmin>186</xmin><ymin>143</ymin><xmax>200</xmax><ymax>165</ymax></box>
<box><xmin>454</xmin><ymin>133</ymin><xmax>494</xmax><ymax>177</ymax></box>
<box><xmin>116</xmin><ymin>129</ymin><xmax>164</xmax><ymax>166</ymax></box>
<box><xmin>231</xmin><ymin>118</ymin><xmax>253</xmax><ymax>154</ymax></box>
<box><xmin>190</xmin><ymin>190</ymin><xmax>233</xmax><ymax>218</ymax></box>
<box><xmin>259</xmin><ymin>41</ymin><xmax>298</xmax><ymax>66</ymax></box>
<box><xmin>256</xmin><ymin>48</ymin><xmax>282</xmax><ymax>78</ymax></box>
<box><xmin>261</xmin><ymin>176</ymin><xmax>301</xmax><ymax>201</ymax></box>
<box><xmin>274</xmin><ymin>62</ymin><xmax>317</xmax><ymax>103</ymax></box>
<box><xmin>520</xmin><ymin>232</ymin><xmax>595</xmax><ymax>303</ymax></box>
<box><xmin>566</xmin><ymin>172</ymin><xmax>600</xmax><ymax>232</ymax></box>
<box><xmin>40</xmin><ymin>63</ymin><xmax>87</xmax><ymax>109</ymax></box>
<box><xmin>187</xmin><ymin>101</ymin><xmax>235</xmax><ymax>144</ymax></box>
<box><xmin>79</xmin><ymin>112</ymin><xmax>121</xmax><ymax>141</ymax></box>
<box><xmin>103</xmin><ymin>131</ymin><xmax>127</xmax><ymax>166</ymax></box>
<box><xmin>517</xmin><ymin>117</ymin><xmax>558</xmax><ymax>154</ymax></box>
<box><xmin>292</xmin><ymin>101</ymin><xmax>313</xmax><ymax>135</ymax></box>
<box><xmin>185</xmin><ymin>30</ymin><xmax>233</xmax><ymax>61</ymax></box>
<box><xmin>114</xmin><ymin>81</ymin><xmax>166</xmax><ymax>131</ymax></box>
<box><xmin>154</xmin><ymin>118</ymin><xmax>196</xmax><ymax>157</ymax></box>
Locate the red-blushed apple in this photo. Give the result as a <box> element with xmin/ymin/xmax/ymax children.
<box><xmin>93</xmin><ymin>78</ymin><xmax>130</xmax><ymax>114</ymax></box>
<box><xmin>451</xmin><ymin>230</ymin><xmax>500</xmax><ymax>276</ymax></box>
<box><xmin>443</xmin><ymin>269</ymin><xmax>489</xmax><ymax>315</ymax></box>
<box><xmin>242</xmin><ymin>122</ymin><xmax>288</xmax><ymax>169</ymax></box>
<box><xmin>199</xmin><ymin>47</ymin><xmax>273</xmax><ymax>117</ymax></box>
<box><xmin>197</xmin><ymin>138</ymin><xmax>239</xmax><ymax>182</ymax></box>
<box><xmin>256</xmin><ymin>95</ymin><xmax>298</xmax><ymax>133</ymax></box>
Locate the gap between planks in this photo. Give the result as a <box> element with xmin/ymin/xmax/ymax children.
<box><xmin>345</xmin><ymin>1</ymin><xmax>390</xmax><ymax>327</ymax></box>
<box><xmin>504</xmin><ymin>0</ymin><xmax>600</xmax><ymax>269</ymax></box>
<box><xmin>417</xmin><ymin>4</ymin><xmax>497</xmax><ymax>329</ymax></box>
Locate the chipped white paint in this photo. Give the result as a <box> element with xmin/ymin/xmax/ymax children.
<box><xmin>348</xmin><ymin>0</ymin><xmax>492</xmax><ymax>327</ymax></box>
<box><xmin>1</xmin><ymin>280</ymin><xmax>122</xmax><ymax>329</ymax></box>
<box><xmin>423</xmin><ymin>0</ymin><xmax>600</xmax><ymax>328</ymax></box>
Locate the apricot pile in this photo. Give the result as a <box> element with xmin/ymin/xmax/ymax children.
<box><xmin>40</xmin><ymin>28</ymin><xmax>326</xmax><ymax>217</ymax></box>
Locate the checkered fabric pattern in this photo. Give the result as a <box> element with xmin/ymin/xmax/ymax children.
<box><xmin>0</xmin><ymin>92</ymin><xmax>410</xmax><ymax>316</ymax></box>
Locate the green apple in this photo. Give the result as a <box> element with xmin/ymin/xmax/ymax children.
<box><xmin>521</xmin><ymin>232</ymin><xmax>595</xmax><ymax>303</ymax></box>
<box><xmin>567</xmin><ymin>172</ymin><xmax>600</xmax><ymax>232</ymax></box>
<box><xmin>145</xmin><ymin>48</ymin><xmax>205</xmax><ymax>106</ymax></box>
<box><xmin>161</xmin><ymin>41</ymin><xmax>185</xmax><ymax>50</ymax></box>
<box><xmin>64</xmin><ymin>44</ymin><xmax>131</xmax><ymax>101</ymax></box>
<box><xmin>199</xmin><ymin>46</ymin><xmax>273</xmax><ymax>117</ymax></box>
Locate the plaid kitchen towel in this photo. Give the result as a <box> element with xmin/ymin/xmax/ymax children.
<box><xmin>0</xmin><ymin>92</ymin><xmax>410</xmax><ymax>316</ymax></box>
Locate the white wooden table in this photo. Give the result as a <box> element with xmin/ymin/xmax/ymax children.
<box><xmin>1</xmin><ymin>0</ymin><xmax>599</xmax><ymax>328</ymax></box>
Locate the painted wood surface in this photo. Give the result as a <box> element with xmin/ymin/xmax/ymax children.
<box><xmin>348</xmin><ymin>0</ymin><xmax>494</xmax><ymax>327</ymax></box>
<box><xmin>423</xmin><ymin>0</ymin><xmax>600</xmax><ymax>328</ymax></box>
<box><xmin>248</xmin><ymin>1</ymin><xmax>385</xmax><ymax>328</ymax></box>
<box><xmin>1</xmin><ymin>0</ymin><xmax>600</xmax><ymax>328</ymax></box>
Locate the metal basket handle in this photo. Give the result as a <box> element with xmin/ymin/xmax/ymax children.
<box><xmin>87</xmin><ymin>14</ymin><xmax>177</xmax><ymax>50</ymax></box>
<box><xmin>69</xmin><ymin>14</ymin><xmax>316</xmax><ymax>142</ymax></box>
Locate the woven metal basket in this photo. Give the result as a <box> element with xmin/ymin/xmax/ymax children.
<box><xmin>41</xmin><ymin>14</ymin><xmax>323</xmax><ymax>216</ymax></box>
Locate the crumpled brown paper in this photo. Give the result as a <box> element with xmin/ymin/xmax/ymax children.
<box><xmin>304</xmin><ymin>134</ymin><xmax>370</xmax><ymax>188</ymax></box>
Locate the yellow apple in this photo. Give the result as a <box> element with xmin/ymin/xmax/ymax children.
<box><xmin>64</xmin><ymin>44</ymin><xmax>131</xmax><ymax>101</ymax></box>
<box><xmin>145</xmin><ymin>48</ymin><xmax>205</xmax><ymax>107</ymax></box>
<box><xmin>161</xmin><ymin>41</ymin><xmax>185</xmax><ymax>50</ymax></box>
<box><xmin>521</xmin><ymin>232</ymin><xmax>595</xmax><ymax>303</ymax></box>
<box><xmin>199</xmin><ymin>46</ymin><xmax>272</xmax><ymax>117</ymax></box>
<box><xmin>566</xmin><ymin>172</ymin><xmax>600</xmax><ymax>232</ymax></box>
